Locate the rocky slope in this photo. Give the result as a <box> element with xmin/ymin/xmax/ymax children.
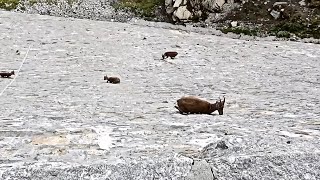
<box><xmin>1</xmin><ymin>10</ymin><xmax>320</xmax><ymax>179</ymax></box>
<box><xmin>1</xmin><ymin>0</ymin><xmax>319</xmax><ymax>39</ymax></box>
<box><xmin>165</xmin><ymin>0</ymin><xmax>320</xmax><ymax>39</ymax></box>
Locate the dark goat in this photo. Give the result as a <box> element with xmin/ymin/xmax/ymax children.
<box><xmin>175</xmin><ymin>96</ymin><xmax>225</xmax><ymax>115</ymax></box>
<box><xmin>104</xmin><ymin>75</ymin><xmax>120</xmax><ymax>84</ymax></box>
<box><xmin>0</xmin><ymin>71</ymin><xmax>15</xmax><ymax>78</ymax></box>
<box><xmin>162</xmin><ymin>51</ymin><xmax>178</xmax><ymax>59</ymax></box>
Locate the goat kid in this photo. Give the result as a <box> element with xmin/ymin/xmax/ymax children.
<box><xmin>162</xmin><ymin>51</ymin><xmax>178</xmax><ymax>59</ymax></box>
<box><xmin>0</xmin><ymin>71</ymin><xmax>15</xmax><ymax>78</ymax></box>
<box><xmin>104</xmin><ymin>75</ymin><xmax>120</xmax><ymax>84</ymax></box>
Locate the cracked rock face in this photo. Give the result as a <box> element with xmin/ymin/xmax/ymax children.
<box><xmin>1</xmin><ymin>10</ymin><xmax>320</xmax><ymax>179</ymax></box>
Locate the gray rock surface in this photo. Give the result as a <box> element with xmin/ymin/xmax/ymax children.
<box><xmin>1</xmin><ymin>10</ymin><xmax>320</xmax><ymax>179</ymax></box>
<box><xmin>1</xmin><ymin>154</ymin><xmax>194</xmax><ymax>179</ymax></box>
<box><xmin>186</xmin><ymin>160</ymin><xmax>214</xmax><ymax>180</ymax></box>
<box><xmin>173</xmin><ymin>0</ymin><xmax>184</xmax><ymax>8</ymax></box>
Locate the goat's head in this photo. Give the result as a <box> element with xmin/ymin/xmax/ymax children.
<box><xmin>104</xmin><ymin>75</ymin><xmax>108</xmax><ymax>80</ymax></box>
<box><xmin>11</xmin><ymin>71</ymin><xmax>15</xmax><ymax>75</ymax></box>
<box><xmin>216</xmin><ymin>97</ymin><xmax>225</xmax><ymax>115</ymax></box>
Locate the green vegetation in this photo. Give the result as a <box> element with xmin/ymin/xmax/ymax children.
<box><xmin>1</xmin><ymin>0</ymin><xmax>78</xmax><ymax>10</ymax></box>
<box><xmin>220</xmin><ymin>27</ymin><xmax>259</xmax><ymax>36</ymax></box>
<box><xmin>220</xmin><ymin>1</ymin><xmax>320</xmax><ymax>40</ymax></box>
<box><xmin>44</xmin><ymin>0</ymin><xmax>58</xmax><ymax>5</ymax></box>
<box><xmin>113</xmin><ymin>0</ymin><xmax>163</xmax><ymax>18</ymax></box>
<box><xmin>29</xmin><ymin>0</ymin><xmax>38</xmax><ymax>5</ymax></box>
<box><xmin>220</xmin><ymin>22</ymin><xmax>320</xmax><ymax>39</ymax></box>
<box><xmin>269</xmin><ymin>15</ymin><xmax>320</xmax><ymax>39</ymax></box>
<box><xmin>0</xmin><ymin>0</ymin><xmax>19</xmax><ymax>10</ymax></box>
<box><xmin>271</xmin><ymin>30</ymin><xmax>291</xmax><ymax>38</ymax></box>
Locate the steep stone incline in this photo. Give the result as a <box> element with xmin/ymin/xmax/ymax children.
<box><xmin>0</xmin><ymin>11</ymin><xmax>320</xmax><ymax>179</ymax></box>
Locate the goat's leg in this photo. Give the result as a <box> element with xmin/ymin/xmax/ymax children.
<box><xmin>175</xmin><ymin>106</ymin><xmax>184</xmax><ymax>114</ymax></box>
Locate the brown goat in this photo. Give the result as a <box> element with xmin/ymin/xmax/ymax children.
<box><xmin>0</xmin><ymin>71</ymin><xmax>15</xmax><ymax>78</ymax></box>
<box><xmin>162</xmin><ymin>51</ymin><xmax>178</xmax><ymax>59</ymax></box>
<box><xmin>175</xmin><ymin>96</ymin><xmax>225</xmax><ymax>115</ymax></box>
<box><xmin>104</xmin><ymin>75</ymin><xmax>120</xmax><ymax>84</ymax></box>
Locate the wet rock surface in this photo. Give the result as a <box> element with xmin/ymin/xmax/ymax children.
<box><xmin>1</xmin><ymin>11</ymin><xmax>320</xmax><ymax>179</ymax></box>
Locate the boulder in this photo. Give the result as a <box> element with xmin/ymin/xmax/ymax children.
<box><xmin>299</xmin><ymin>0</ymin><xmax>306</xmax><ymax>6</ymax></box>
<box><xmin>166</xmin><ymin>6</ymin><xmax>175</xmax><ymax>14</ymax></box>
<box><xmin>173</xmin><ymin>6</ymin><xmax>192</xmax><ymax>20</ymax></box>
<box><xmin>273</xmin><ymin>2</ymin><xmax>288</xmax><ymax>7</ymax></box>
<box><xmin>165</xmin><ymin>0</ymin><xmax>173</xmax><ymax>7</ymax></box>
<box><xmin>165</xmin><ymin>0</ymin><xmax>175</xmax><ymax>14</ymax></box>
<box><xmin>205</xmin><ymin>12</ymin><xmax>225</xmax><ymax>23</ymax></box>
<box><xmin>182</xmin><ymin>0</ymin><xmax>188</xmax><ymax>6</ymax></box>
<box><xmin>173</xmin><ymin>0</ymin><xmax>183</xmax><ymax>8</ymax></box>
<box><xmin>185</xmin><ymin>160</ymin><xmax>214</xmax><ymax>180</ymax></box>
<box><xmin>202</xmin><ymin>0</ymin><xmax>226</xmax><ymax>12</ymax></box>
<box><xmin>214</xmin><ymin>0</ymin><xmax>226</xmax><ymax>7</ymax></box>
<box><xmin>230</xmin><ymin>21</ymin><xmax>238</xmax><ymax>27</ymax></box>
<box><xmin>270</xmin><ymin>9</ymin><xmax>280</xmax><ymax>19</ymax></box>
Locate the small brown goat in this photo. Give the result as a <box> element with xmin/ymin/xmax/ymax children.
<box><xmin>175</xmin><ymin>96</ymin><xmax>225</xmax><ymax>115</ymax></box>
<box><xmin>0</xmin><ymin>71</ymin><xmax>15</xmax><ymax>78</ymax></box>
<box><xmin>162</xmin><ymin>51</ymin><xmax>178</xmax><ymax>59</ymax></box>
<box><xmin>104</xmin><ymin>75</ymin><xmax>120</xmax><ymax>84</ymax></box>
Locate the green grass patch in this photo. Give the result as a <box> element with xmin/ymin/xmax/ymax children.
<box><xmin>113</xmin><ymin>0</ymin><xmax>163</xmax><ymax>18</ymax></box>
<box><xmin>0</xmin><ymin>0</ymin><xmax>78</xmax><ymax>10</ymax></box>
<box><xmin>270</xmin><ymin>20</ymin><xmax>320</xmax><ymax>39</ymax></box>
<box><xmin>220</xmin><ymin>27</ymin><xmax>259</xmax><ymax>36</ymax></box>
<box><xmin>0</xmin><ymin>0</ymin><xmax>19</xmax><ymax>10</ymax></box>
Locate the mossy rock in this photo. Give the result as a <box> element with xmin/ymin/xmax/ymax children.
<box><xmin>276</xmin><ymin>31</ymin><xmax>291</xmax><ymax>38</ymax></box>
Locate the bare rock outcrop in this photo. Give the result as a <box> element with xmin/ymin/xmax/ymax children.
<box><xmin>165</xmin><ymin>0</ymin><xmax>241</xmax><ymax>23</ymax></box>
